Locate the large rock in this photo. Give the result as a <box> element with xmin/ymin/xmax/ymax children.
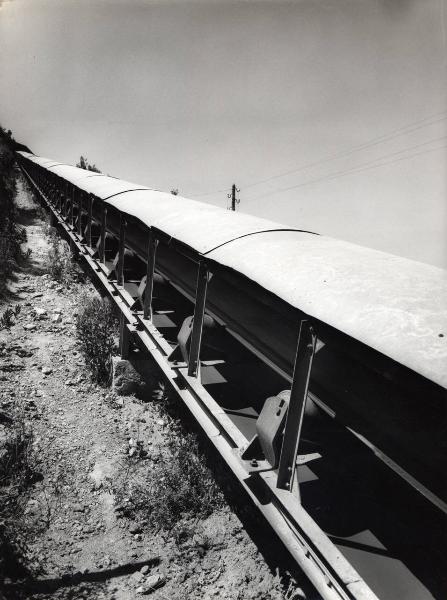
<box><xmin>111</xmin><ymin>357</ymin><xmax>159</xmax><ymax>398</ymax></box>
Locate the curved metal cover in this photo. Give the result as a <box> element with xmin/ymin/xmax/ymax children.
<box><xmin>47</xmin><ymin>164</ymin><xmax>105</xmax><ymax>184</ymax></box>
<box><xmin>206</xmin><ymin>231</ymin><xmax>447</xmax><ymax>389</ymax></box>
<box><xmin>22</xmin><ymin>153</ymin><xmax>64</xmax><ymax>168</ymax></box>
<box><xmin>16</xmin><ymin>151</ymin><xmax>33</xmax><ymax>158</ymax></box>
<box><xmin>106</xmin><ymin>189</ymin><xmax>299</xmax><ymax>254</ymax></box>
<box><xmin>75</xmin><ymin>175</ymin><xmax>149</xmax><ymax>199</ymax></box>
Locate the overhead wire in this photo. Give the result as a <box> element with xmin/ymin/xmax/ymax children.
<box><xmin>241</xmin><ymin>111</ymin><xmax>447</xmax><ymax>192</ymax></box>
<box><xmin>189</xmin><ymin>110</ymin><xmax>446</xmax><ymax>200</ymax></box>
<box><xmin>247</xmin><ymin>136</ymin><xmax>447</xmax><ymax>202</ymax></box>
<box><xmin>191</xmin><ymin>186</ymin><xmax>232</xmax><ymax>198</ymax></box>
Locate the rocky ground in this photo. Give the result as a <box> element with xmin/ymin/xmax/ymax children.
<box><xmin>0</xmin><ymin>172</ymin><xmax>309</xmax><ymax>600</ymax></box>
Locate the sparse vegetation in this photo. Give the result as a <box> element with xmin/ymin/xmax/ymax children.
<box><xmin>0</xmin><ymin>127</ymin><xmax>28</xmax><ymax>298</ymax></box>
<box><xmin>0</xmin><ymin>400</ymin><xmax>36</xmax><ymax>581</ymax></box>
<box><xmin>0</xmin><ymin>408</ymin><xmax>34</xmax><ymax>505</ymax></box>
<box><xmin>114</xmin><ymin>387</ymin><xmax>224</xmax><ymax>531</ymax></box>
<box><xmin>139</xmin><ymin>432</ymin><xmax>223</xmax><ymax>530</ymax></box>
<box><xmin>0</xmin><ymin>305</ymin><xmax>21</xmax><ymax>330</ymax></box>
<box><xmin>46</xmin><ymin>228</ymin><xmax>76</xmax><ymax>284</ymax></box>
<box><xmin>75</xmin><ymin>293</ymin><xmax>118</xmax><ymax>384</ymax></box>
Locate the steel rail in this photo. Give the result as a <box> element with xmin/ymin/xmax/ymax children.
<box><xmin>19</xmin><ymin>163</ymin><xmax>380</xmax><ymax>600</ymax></box>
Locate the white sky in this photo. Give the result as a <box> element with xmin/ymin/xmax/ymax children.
<box><xmin>1</xmin><ymin>0</ymin><xmax>446</xmax><ymax>267</ymax></box>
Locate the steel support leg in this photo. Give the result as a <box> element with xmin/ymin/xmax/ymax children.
<box><xmin>277</xmin><ymin>320</ymin><xmax>316</xmax><ymax>496</ymax></box>
<box><xmin>87</xmin><ymin>194</ymin><xmax>93</xmax><ymax>247</ymax></box>
<box><xmin>117</xmin><ymin>216</ymin><xmax>126</xmax><ymax>286</ymax></box>
<box><xmin>143</xmin><ymin>230</ymin><xmax>158</xmax><ymax>320</ymax></box>
<box><xmin>100</xmin><ymin>205</ymin><xmax>107</xmax><ymax>264</ymax></box>
<box><xmin>119</xmin><ymin>313</ymin><xmax>130</xmax><ymax>359</ymax></box>
<box><xmin>64</xmin><ymin>183</ymin><xmax>69</xmax><ymax>219</ymax></box>
<box><xmin>70</xmin><ymin>187</ymin><xmax>75</xmax><ymax>228</ymax></box>
<box><xmin>188</xmin><ymin>261</ymin><xmax>209</xmax><ymax>377</ymax></box>
<box><xmin>77</xmin><ymin>191</ymin><xmax>83</xmax><ymax>237</ymax></box>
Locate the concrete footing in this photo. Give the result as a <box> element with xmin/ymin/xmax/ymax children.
<box><xmin>111</xmin><ymin>356</ymin><xmax>160</xmax><ymax>398</ymax></box>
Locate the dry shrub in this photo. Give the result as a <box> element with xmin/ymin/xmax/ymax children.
<box><xmin>0</xmin><ymin>140</ymin><xmax>27</xmax><ymax>297</ymax></box>
<box><xmin>146</xmin><ymin>433</ymin><xmax>223</xmax><ymax>529</ymax></box>
<box><xmin>0</xmin><ymin>402</ymin><xmax>35</xmax><ymax>580</ymax></box>
<box><xmin>115</xmin><ymin>429</ymin><xmax>223</xmax><ymax>531</ymax></box>
<box><xmin>46</xmin><ymin>229</ymin><xmax>76</xmax><ymax>284</ymax></box>
<box><xmin>75</xmin><ymin>293</ymin><xmax>118</xmax><ymax>385</ymax></box>
<box><xmin>0</xmin><ymin>305</ymin><xmax>21</xmax><ymax>330</ymax></box>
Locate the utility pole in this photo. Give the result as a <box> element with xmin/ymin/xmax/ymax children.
<box><xmin>227</xmin><ymin>184</ymin><xmax>240</xmax><ymax>211</ymax></box>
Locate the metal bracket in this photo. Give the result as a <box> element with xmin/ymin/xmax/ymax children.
<box><xmin>100</xmin><ymin>205</ymin><xmax>107</xmax><ymax>263</ymax></box>
<box><xmin>117</xmin><ymin>216</ymin><xmax>127</xmax><ymax>286</ymax></box>
<box><xmin>238</xmin><ymin>320</ymin><xmax>317</xmax><ymax>490</ymax></box>
<box><xmin>168</xmin><ymin>316</ymin><xmax>194</xmax><ymax>364</ymax></box>
<box><xmin>168</xmin><ymin>313</ymin><xmax>218</xmax><ymax>370</ymax></box>
<box><xmin>70</xmin><ymin>186</ymin><xmax>75</xmax><ymax>228</ymax></box>
<box><xmin>77</xmin><ymin>191</ymin><xmax>83</xmax><ymax>237</ymax></box>
<box><xmin>240</xmin><ymin>390</ymin><xmax>290</xmax><ymax>473</ymax></box>
<box><xmin>87</xmin><ymin>194</ymin><xmax>93</xmax><ymax>247</ymax></box>
<box><xmin>119</xmin><ymin>313</ymin><xmax>130</xmax><ymax>359</ymax></box>
<box><xmin>188</xmin><ymin>261</ymin><xmax>210</xmax><ymax>377</ymax></box>
<box><xmin>277</xmin><ymin>319</ymin><xmax>316</xmax><ymax>494</ymax></box>
<box><xmin>143</xmin><ymin>231</ymin><xmax>158</xmax><ymax>320</ymax></box>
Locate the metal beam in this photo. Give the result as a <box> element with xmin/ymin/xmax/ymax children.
<box><xmin>77</xmin><ymin>190</ymin><xmax>83</xmax><ymax>237</ymax></box>
<box><xmin>188</xmin><ymin>261</ymin><xmax>209</xmax><ymax>377</ymax></box>
<box><xmin>100</xmin><ymin>204</ymin><xmax>107</xmax><ymax>264</ymax></box>
<box><xmin>277</xmin><ymin>319</ymin><xmax>316</xmax><ymax>495</ymax></box>
<box><xmin>87</xmin><ymin>194</ymin><xmax>93</xmax><ymax>247</ymax></box>
<box><xmin>143</xmin><ymin>230</ymin><xmax>158</xmax><ymax>320</ymax></box>
<box><xmin>70</xmin><ymin>186</ymin><xmax>75</xmax><ymax>228</ymax></box>
<box><xmin>65</xmin><ymin>182</ymin><xmax>71</xmax><ymax>219</ymax></box>
<box><xmin>119</xmin><ymin>312</ymin><xmax>130</xmax><ymax>359</ymax></box>
<box><xmin>117</xmin><ymin>215</ymin><xmax>126</xmax><ymax>286</ymax></box>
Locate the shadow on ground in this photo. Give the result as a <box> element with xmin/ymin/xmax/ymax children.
<box><xmin>2</xmin><ymin>557</ymin><xmax>160</xmax><ymax>599</ymax></box>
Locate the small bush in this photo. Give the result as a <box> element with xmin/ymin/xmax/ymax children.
<box><xmin>0</xmin><ymin>305</ymin><xmax>20</xmax><ymax>330</ymax></box>
<box><xmin>0</xmin><ymin>402</ymin><xmax>36</xmax><ymax>580</ymax></box>
<box><xmin>46</xmin><ymin>229</ymin><xmax>76</xmax><ymax>284</ymax></box>
<box><xmin>0</xmin><ymin>136</ymin><xmax>28</xmax><ymax>297</ymax></box>
<box><xmin>0</xmin><ymin>415</ymin><xmax>34</xmax><ymax>497</ymax></box>
<box><xmin>116</xmin><ymin>430</ymin><xmax>224</xmax><ymax>531</ymax></box>
<box><xmin>75</xmin><ymin>294</ymin><xmax>118</xmax><ymax>384</ymax></box>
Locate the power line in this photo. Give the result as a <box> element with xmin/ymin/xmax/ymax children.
<box><xmin>242</xmin><ymin>112</ymin><xmax>447</xmax><ymax>192</ymax></box>
<box><xmin>192</xmin><ymin>186</ymin><xmax>232</xmax><ymax>198</ymax></box>
<box><xmin>247</xmin><ymin>137</ymin><xmax>446</xmax><ymax>202</ymax></box>
<box><xmin>189</xmin><ymin>110</ymin><xmax>446</xmax><ymax>200</ymax></box>
<box><xmin>303</xmin><ymin>145</ymin><xmax>447</xmax><ymax>190</ymax></box>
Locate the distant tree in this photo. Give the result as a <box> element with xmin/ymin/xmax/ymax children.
<box><xmin>0</xmin><ymin>126</ymin><xmax>13</xmax><ymax>141</ymax></box>
<box><xmin>0</xmin><ymin>124</ymin><xmax>31</xmax><ymax>153</ymax></box>
<box><xmin>170</xmin><ymin>188</ymin><xmax>179</xmax><ymax>196</ymax></box>
<box><xmin>76</xmin><ymin>155</ymin><xmax>101</xmax><ymax>173</ymax></box>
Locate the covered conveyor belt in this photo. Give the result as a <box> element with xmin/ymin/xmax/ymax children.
<box><xmin>16</xmin><ymin>150</ymin><xmax>447</xmax><ymax>600</ymax></box>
